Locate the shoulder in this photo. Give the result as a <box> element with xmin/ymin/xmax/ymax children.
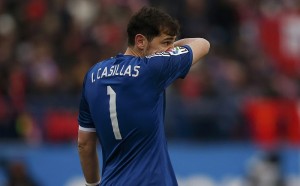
<box><xmin>87</xmin><ymin>57</ymin><xmax>114</xmax><ymax>75</ymax></box>
<box><xmin>82</xmin><ymin>58</ymin><xmax>113</xmax><ymax>83</ymax></box>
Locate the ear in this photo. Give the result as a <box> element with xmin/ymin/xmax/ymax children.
<box><xmin>135</xmin><ymin>34</ymin><xmax>147</xmax><ymax>50</ymax></box>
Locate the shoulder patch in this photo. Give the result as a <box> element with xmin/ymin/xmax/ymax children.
<box><xmin>168</xmin><ymin>46</ymin><xmax>189</xmax><ymax>56</ymax></box>
<box><xmin>145</xmin><ymin>46</ymin><xmax>189</xmax><ymax>59</ymax></box>
<box><xmin>146</xmin><ymin>52</ymin><xmax>170</xmax><ymax>58</ymax></box>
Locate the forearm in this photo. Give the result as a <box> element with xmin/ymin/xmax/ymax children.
<box><xmin>78</xmin><ymin>146</ymin><xmax>100</xmax><ymax>183</ymax></box>
<box><xmin>78</xmin><ymin>130</ymin><xmax>101</xmax><ymax>184</ymax></box>
<box><xmin>174</xmin><ymin>38</ymin><xmax>199</xmax><ymax>47</ymax></box>
<box><xmin>174</xmin><ymin>38</ymin><xmax>210</xmax><ymax>64</ymax></box>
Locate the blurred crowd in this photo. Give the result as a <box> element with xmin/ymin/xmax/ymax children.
<box><xmin>0</xmin><ymin>0</ymin><xmax>299</xmax><ymax>144</ymax></box>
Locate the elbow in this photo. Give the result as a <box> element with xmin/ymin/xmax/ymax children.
<box><xmin>77</xmin><ymin>136</ymin><xmax>91</xmax><ymax>153</ymax></box>
<box><xmin>202</xmin><ymin>38</ymin><xmax>210</xmax><ymax>55</ymax></box>
<box><xmin>77</xmin><ymin>130</ymin><xmax>98</xmax><ymax>154</ymax></box>
<box><xmin>77</xmin><ymin>138</ymin><xmax>97</xmax><ymax>155</ymax></box>
<box><xmin>77</xmin><ymin>140</ymin><xmax>87</xmax><ymax>153</ymax></box>
<box><xmin>78</xmin><ymin>141</ymin><xmax>96</xmax><ymax>156</ymax></box>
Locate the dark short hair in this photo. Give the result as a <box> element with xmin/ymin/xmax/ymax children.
<box><xmin>127</xmin><ymin>7</ymin><xmax>180</xmax><ymax>46</ymax></box>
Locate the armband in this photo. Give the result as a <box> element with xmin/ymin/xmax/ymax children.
<box><xmin>85</xmin><ymin>180</ymin><xmax>100</xmax><ymax>186</ymax></box>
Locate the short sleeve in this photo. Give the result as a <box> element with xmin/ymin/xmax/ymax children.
<box><xmin>146</xmin><ymin>45</ymin><xmax>193</xmax><ymax>89</ymax></box>
<box><xmin>78</xmin><ymin>74</ymin><xmax>96</xmax><ymax>132</ymax></box>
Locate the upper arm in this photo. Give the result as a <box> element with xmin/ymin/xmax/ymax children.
<box><xmin>78</xmin><ymin>130</ymin><xmax>98</xmax><ymax>150</ymax></box>
<box><xmin>186</xmin><ymin>38</ymin><xmax>210</xmax><ymax>65</ymax></box>
<box><xmin>78</xmin><ymin>74</ymin><xmax>96</xmax><ymax>131</ymax></box>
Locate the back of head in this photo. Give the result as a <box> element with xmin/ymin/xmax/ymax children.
<box><xmin>127</xmin><ymin>6</ymin><xmax>180</xmax><ymax>46</ymax></box>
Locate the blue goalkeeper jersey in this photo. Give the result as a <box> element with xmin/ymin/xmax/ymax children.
<box><xmin>78</xmin><ymin>46</ymin><xmax>193</xmax><ymax>186</ymax></box>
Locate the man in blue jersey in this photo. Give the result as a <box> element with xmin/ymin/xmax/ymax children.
<box><xmin>77</xmin><ymin>6</ymin><xmax>210</xmax><ymax>186</ymax></box>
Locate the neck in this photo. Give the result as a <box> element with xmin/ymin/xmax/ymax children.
<box><xmin>124</xmin><ymin>46</ymin><xmax>144</xmax><ymax>57</ymax></box>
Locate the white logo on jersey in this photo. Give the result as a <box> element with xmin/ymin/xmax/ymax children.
<box><xmin>169</xmin><ymin>46</ymin><xmax>189</xmax><ymax>55</ymax></box>
<box><xmin>146</xmin><ymin>46</ymin><xmax>189</xmax><ymax>58</ymax></box>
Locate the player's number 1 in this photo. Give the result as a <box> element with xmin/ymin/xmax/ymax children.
<box><xmin>107</xmin><ymin>86</ymin><xmax>122</xmax><ymax>140</ymax></box>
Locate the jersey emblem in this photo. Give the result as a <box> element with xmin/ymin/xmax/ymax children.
<box><xmin>146</xmin><ymin>46</ymin><xmax>189</xmax><ymax>58</ymax></box>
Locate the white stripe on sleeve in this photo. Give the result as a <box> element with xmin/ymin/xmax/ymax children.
<box><xmin>79</xmin><ymin>126</ymin><xmax>96</xmax><ymax>132</ymax></box>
